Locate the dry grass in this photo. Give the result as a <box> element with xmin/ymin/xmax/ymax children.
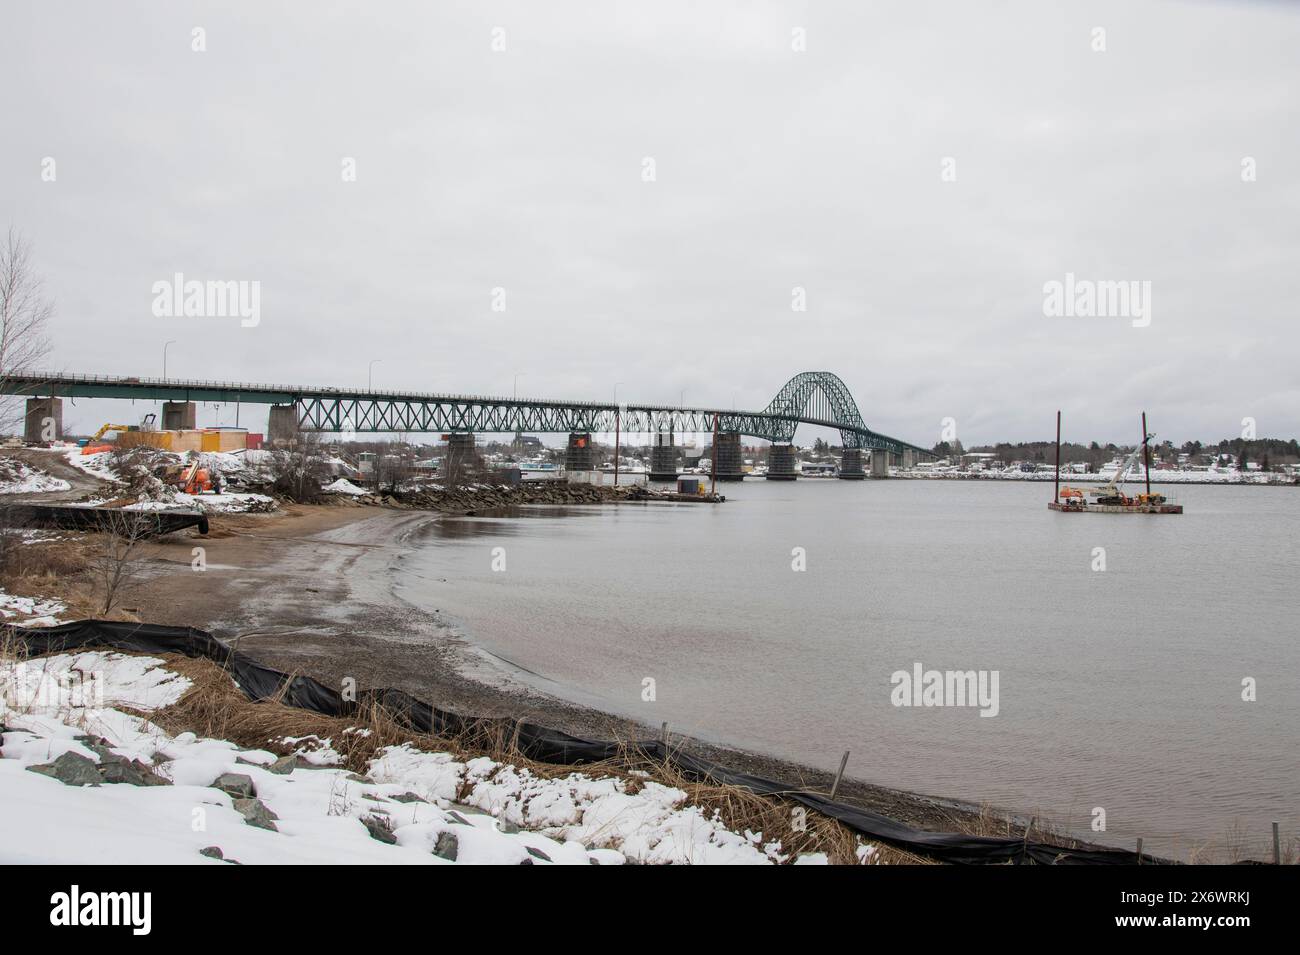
<box><xmin>145</xmin><ymin>652</ymin><xmax>923</xmax><ymax>864</ymax></box>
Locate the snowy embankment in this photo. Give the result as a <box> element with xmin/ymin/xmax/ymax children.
<box><xmin>1</xmin><ymin>652</ymin><xmax>823</xmax><ymax>865</ymax></box>
<box><xmin>62</xmin><ymin>447</ymin><xmax>275</xmax><ymax>513</ymax></box>
<box><xmin>0</xmin><ymin>590</ymin><xmax>65</xmax><ymax>627</ymax></box>
<box><xmin>0</xmin><ymin>459</ymin><xmax>71</xmax><ymax>495</ymax></box>
<box><xmin>321</xmin><ymin>478</ymin><xmax>371</xmax><ymax>496</ymax></box>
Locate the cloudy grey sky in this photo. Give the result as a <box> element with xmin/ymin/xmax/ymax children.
<box><xmin>2</xmin><ymin>0</ymin><xmax>1297</xmax><ymax>446</ymax></box>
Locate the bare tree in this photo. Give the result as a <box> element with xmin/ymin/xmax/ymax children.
<box><xmin>0</xmin><ymin>229</ymin><xmax>54</xmax><ymax>432</ymax></box>
<box><xmin>90</xmin><ymin>509</ymin><xmax>157</xmax><ymax>615</ymax></box>
<box><xmin>269</xmin><ymin>431</ymin><xmax>329</xmax><ymax>502</ymax></box>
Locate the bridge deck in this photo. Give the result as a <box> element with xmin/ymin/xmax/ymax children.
<box><xmin>2</xmin><ymin>372</ymin><xmax>930</xmax><ymax>454</ymax></box>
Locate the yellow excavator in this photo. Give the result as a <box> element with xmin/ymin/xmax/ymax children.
<box><xmin>80</xmin><ymin>414</ymin><xmax>156</xmax><ymax>454</ymax></box>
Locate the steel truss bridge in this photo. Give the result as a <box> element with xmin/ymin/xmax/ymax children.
<box><xmin>2</xmin><ymin>370</ymin><xmax>929</xmax><ymax>454</ymax></box>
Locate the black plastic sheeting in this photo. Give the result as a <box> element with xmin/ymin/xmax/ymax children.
<box><xmin>0</xmin><ymin>503</ymin><xmax>209</xmax><ymax>537</ymax></box>
<box><xmin>10</xmin><ymin>619</ymin><xmax>1167</xmax><ymax>865</ymax></box>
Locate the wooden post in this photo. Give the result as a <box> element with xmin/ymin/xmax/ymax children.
<box><xmin>1274</xmin><ymin>821</ymin><xmax>1281</xmax><ymax>865</ymax></box>
<box><xmin>660</xmin><ymin>721</ymin><xmax>669</xmax><ymax>753</ymax></box>
<box><xmin>1054</xmin><ymin>410</ymin><xmax>1061</xmax><ymax>502</ymax></box>
<box><xmin>829</xmin><ymin>750</ymin><xmax>849</xmax><ymax>800</ymax></box>
<box><xmin>1136</xmin><ymin>837</ymin><xmax>1143</xmax><ymax>863</ymax></box>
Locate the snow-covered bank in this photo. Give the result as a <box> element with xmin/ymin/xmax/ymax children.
<box><xmin>0</xmin><ymin>589</ymin><xmax>65</xmax><ymax>627</ymax></box>
<box><xmin>1</xmin><ymin>651</ymin><xmax>842</xmax><ymax>865</ymax></box>
<box><xmin>0</xmin><ymin>458</ymin><xmax>71</xmax><ymax>495</ymax></box>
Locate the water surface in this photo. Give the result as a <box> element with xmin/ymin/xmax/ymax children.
<box><xmin>395</xmin><ymin>479</ymin><xmax>1298</xmax><ymax>859</ymax></box>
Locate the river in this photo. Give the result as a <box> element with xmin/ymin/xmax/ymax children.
<box><xmin>394</xmin><ymin>478</ymin><xmax>1298</xmax><ymax>860</ymax></box>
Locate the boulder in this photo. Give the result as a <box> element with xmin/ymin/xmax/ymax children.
<box><xmin>233</xmin><ymin>797</ymin><xmax>279</xmax><ymax>831</ymax></box>
<box><xmin>360</xmin><ymin>815</ymin><xmax>397</xmax><ymax>845</ymax></box>
<box><xmin>212</xmin><ymin>772</ymin><xmax>256</xmax><ymax>798</ymax></box>
<box><xmin>433</xmin><ymin>831</ymin><xmax>458</xmax><ymax>861</ymax></box>
<box><xmin>267</xmin><ymin>755</ymin><xmax>299</xmax><ymax>775</ymax></box>
<box><xmin>26</xmin><ymin>751</ymin><xmax>102</xmax><ymax>787</ymax></box>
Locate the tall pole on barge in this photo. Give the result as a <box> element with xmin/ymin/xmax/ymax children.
<box><xmin>711</xmin><ymin>413</ymin><xmax>719</xmax><ymax>498</ymax></box>
<box><xmin>1054</xmin><ymin>410</ymin><xmax>1061</xmax><ymax>503</ymax></box>
<box><xmin>1141</xmin><ymin>411</ymin><xmax>1151</xmax><ymax>497</ymax></box>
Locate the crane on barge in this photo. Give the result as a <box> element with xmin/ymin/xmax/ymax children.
<box><xmin>1050</xmin><ymin>411</ymin><xmax>1183</xmax><ymax>514</ymax></box>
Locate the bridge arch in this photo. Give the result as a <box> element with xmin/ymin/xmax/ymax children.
<box><xmin>756</xmin><ymin>371</ymin><xmax>876</xmax><ymax>449</ymax></box>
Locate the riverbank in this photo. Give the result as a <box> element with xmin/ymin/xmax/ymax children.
<box><xmin>80</xmin><ymin>499</ymin><xmax>1078</xmax><ymax>855</ymax></box>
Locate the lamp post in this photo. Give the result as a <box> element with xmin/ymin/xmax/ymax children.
<box><xmin>162</xmin><ymin>340</ymin><xmax>177</xmax><ymax>425</ymax></box>
<box><xmin>368</xmin><ymin>359</ymin><xmax>382</xmax><ymax>391</ymax></box>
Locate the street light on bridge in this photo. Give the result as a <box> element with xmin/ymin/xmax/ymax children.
<box><xmin>368</xmin><ymin>359</ymin><xmax>382</xmax><ymax>391</ymax></box>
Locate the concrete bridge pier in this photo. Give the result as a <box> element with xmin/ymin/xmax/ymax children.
<box><xmin>766</xmin><ymin>443</ymin><xmax>797</xmax><ymax>480</ymax></box>
<box><xmin>839</xmin><ymin>448</ymin><xmax>866</xmax><ymax>479</ymax></box>
<box><xmin>162</xmin><ymin>401</ymin><xmax>197</xmax><ymax>431</ymax></box>
<box><xmin>566</xmin><ymin>432</ymin><xmax>595</xmax><ymax>471</ymax></box>
<box><xmin>444</xmin><ymin>432</ymin><xmax>480</xmax><ymax>478</ymax></box>
<box><xmin>713</xmin><ymin>432</ymin><xmax>745</xmax><ymax>481</ymax></box>
<box><xmin>871</xmin><ymin>450</ymin><xmax>890</xmax><ymax>478</ymax></box>
<box><xmin>268</xmin><ymin>405</ymin><xmax>299</xmax><ymax>446</ymax></box>
<box><xmin>903</xmin><ymin>449</ymin><xmax>915</xmax><ymax>470</ymax></box>
<box><xmin>649</xmin><ymin>431</ymin><xmax>677</xmax><ymax>481</ymax></box>
<box><xmin>24</xmin><ymin>397</ymin><xmax>62</xmax><ymax>444</ymax></box>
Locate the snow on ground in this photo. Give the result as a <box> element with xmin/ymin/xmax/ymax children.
<box><xmin>125</xmin><ymin>491</ymin><xmax>276</xmax><ymax>514</ymax></box>
<box><xmin>0</xmin><ymin>589</ymin><xmax>66</xmax><ymax>627</ymax></box>
<box><xmin>0</xmin><ymin>651</ymin><xmax>833</xmax><ymax>865</ymax></box>
<box><xmin>321</xmin><ymin>478</ymin><xmax>370</xmax><ymax>496</ymax></box>
<box><xmin>0</xmin><ymin>458</ymin><xmax>71</xmax><ymax>495</ymax></box>
<box><xmin>62</xmin><ymin>446</ymin><xmax>119</xmax><ymax>481</ymax></box>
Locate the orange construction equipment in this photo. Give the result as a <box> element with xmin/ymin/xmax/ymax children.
<box><xmin>156</xmin><ymin>461</ymin><xmax>222</xmax><ymax>495</ymax></box>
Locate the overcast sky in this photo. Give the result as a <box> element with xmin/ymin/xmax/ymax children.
<box><xmin>2</xmin><ymin>0</ymin><xmax>1297</xmax><ymax>446</ymax></box>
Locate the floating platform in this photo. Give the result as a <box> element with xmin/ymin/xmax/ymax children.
<box><xmin>1048</xmin><ymin>501</ymin><xmax>1182</xmax><ymax>515</ymax></box>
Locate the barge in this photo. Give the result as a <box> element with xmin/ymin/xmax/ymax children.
<box><xmin>1048</xmin><ymin>410</ymin><xmax>1183</xmax><ymax>515</ymax></box>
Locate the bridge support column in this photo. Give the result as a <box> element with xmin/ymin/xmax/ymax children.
<box><xmin>268</xmin><ymin>405</ymin><xmax>298</xmax><ymax>447</ymax></box>
<box><xmin>443</xmin><ymin>432</ymin><xmax>480</xmax><ymax>483</ymax></box>
<box><xmin>24</xmin><ymin>397</ymin><xmax>62</xmax><ymax>444</ymax></box>
<box><xmin>766</xmin><ymin>443</ymin><xmax>797</xmax><ymax>480</ymax></box>
<box><xmin>871</xmin><ymin>450</ymin><xmax>890</xmax><ymax>478</ymax></box>
<box><xmin>162</xmin><ymin>401</ymin><xmax>197</xmax><ymax>431</ymax></box>
<box><xmin>903</xmin><ymin>449</ymin><xmax>915</xmax><ymax>470</ymax></box>
<box><xmin>713</xmin><ymin>432</ymin><xmax>744</xmax><ymax>481</ymax></box>
<box><xmin>565</xmin><ymin>432</ymin><xmax>594</xmax><ymax>471</ymax></box>
<box><xmin>649</xmin><ymin>432</ymin><xmax>676</xmax><ymax>481</ymax></box>
<box><xmin>839</xmin><ymin>448</ymin><xmax>866</xmax><ymax>480</ymax></box>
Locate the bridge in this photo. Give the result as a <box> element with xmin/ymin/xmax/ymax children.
<box><xmin>3</xmin><ymin>370</ymin><xmax>929</xmax><ymax>480</ymax></box>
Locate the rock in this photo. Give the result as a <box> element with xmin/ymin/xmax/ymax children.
<box><xmin>133</xmin><ymin>760</ymin><xmax>170</xmax><ymax>785</ymax></box>
<box><xmin>201</xmin><ymin>847</ymin><xmax>242</xmax><ymax>864</ymax></box>
<box><xmin>26</xmin><ymin>751</ymin><xmax>102</xmax><ymax>787</ymax></box>
<box><xmin>525</xmin><ymin>846</ymin><xmax>552</xmax><ymax>863</ymax></box>
<box><xmin>519</xmin><ymin>858</ymin><xmax>534</xmax><ymax>865</ymax></box>
<box><xmin>267</xmin><ymin>755</ymin><xmax>299</xmax><ymax>775</ymax></box>
<box><xmin>433</xmin><ymin>831</ymin><xmax>459</xmax><ymax>861</ymax></box>
<box><xmin>444</xmin><ymin>811</ymin><xmax>472</xmax><ymax>826</ymax></box>
<box><xmin>233</xmin><ymin>798</ymin><xmax>279</xmax><ymax>831</ymax></box>
<box><xmin>361</xmin><ymin>815</ymin><xmax>397</xmax><ymax>845</ymax></box>
<box><xmin>99</xmin><ymin>761</ymin><xmax>146</xmax><ymax>785</ymax></box>
<box><xmin>496</xmin><ymin>819</ymin><xmax>520</xmax><ymax>834</ymax></box>
<box><xmin>212</xmin><ymin>772</ymin><xmax>256</xmax><ymax>798</ymax></box>
<box><xmin>390</xmin><ymin>791</ymin><xmax>426</xmax><ymax>804</ymax></box>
